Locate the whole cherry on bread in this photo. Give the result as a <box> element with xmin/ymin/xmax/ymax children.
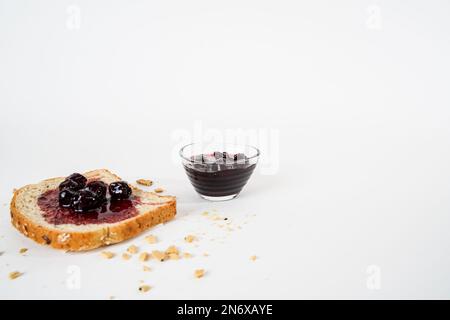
<box><xmin>57</xmin><ymin>172</ymin><xmax>132</xmax><ymax>213</ymax></box>
<box><xmin>109</xmin><ymin>181</ymin><xmax>132</xmax><ymax>200</ymax></box>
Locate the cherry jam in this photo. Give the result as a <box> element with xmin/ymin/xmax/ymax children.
<box><xmin>183</xmin><ymin>152</ymin><xmax>256</xmax><ymax>197</ymax></box>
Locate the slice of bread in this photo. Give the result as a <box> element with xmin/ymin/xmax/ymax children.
<box><xmin>10</xmin><ymin>169</ymin><xmax>176</xmax><ymax>251</ymax></box>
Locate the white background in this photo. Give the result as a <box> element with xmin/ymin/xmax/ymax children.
<box><xmin>1</xmin><ymin>0</ymin><xmax>450</xmax><ymax>299</ymax></box>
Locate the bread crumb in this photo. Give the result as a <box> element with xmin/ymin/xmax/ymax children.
<box><xmin>136</xmin><ymin>179</ymin><xmax>153</xmax><ymax>186</ymax></box>
<box><xmin>143</xmin><ymin>265</ymin><xmax>151</xmax><ymax>272</ymax></box>
<box><xmin>127</xmin><ymin>245</ymin><xmax>139</xmax><ymax>254</ymax></box>
<box><xmin>250</xmin><ymin>255</ymin><xmax>257</xmax><ymax>261</ymax></box>
<box><xmin>154</xmin><ymin>188</ymin><xmax>164</xmax><ymax>193</ymax></box>
<box><xmin>194</xmin><ymin>269</ymin><xmax>205</xmax><ymax>278</ymax></box>
<box><xmin>145</xmin><ymin>235</ymin><xmax>157</xmax><ymax>244</ymax></box>
<box><xmin>9</xmin><ymin>271</ymin><xmax>22</xmax><ymax>280</ymax></box>
<box><xmin>203</xmin><ymin>252</ymin><xmax>209</xmax><ymax>257</ymax></box>
<box><xmin>139</xmin><ymin>252</ymin><xmax>150</xmax><ymax>262</ymax></box>
<box><xmin>152</xmin><ymin>250</ymin><xmax>166</xmax><ymax>262</ymax></box>
<box><xmin>122</xmin><ymin>253</ymin><xmax>131</xmax><ymax>260</ymax></box>
<box><xmin>101</xmin><ymin>251</ymin><xmax>115</xmax><ymax>259</ymax></box>
<box><xmin>139</xmin><ymin>285</ymin><xmax>151</xmax><ymax>293</ymax></box>
<box><xmin>168</xmin><ymin>253</ymin><xmax>180</xmax><ymax>260</ymax></box>
<box><xmin>183</xmin><ymin>252</ymin><xmax>193</xmax><ymax>258</ymax></box>
<box><xmin>202</xmin><ymin>211</ymin><xmax>209</xmax><ymax>216</ymax></box>
<box><xmin>165</xmin><ymin>245</ymin><xmax>179</xmax><ymax>255</ymax></box>
<box><xmin>19</xmin><ymin>248</ymin><xmax>28</xmax><ymax>254</ymax></box>
<box><xmin>184</xmin><ymin>235</ymin><xmax>196</xmax><ymax>243</ymax></box>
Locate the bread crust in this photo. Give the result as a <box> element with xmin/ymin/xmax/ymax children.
<box><xmin>10</xmin><ymin>170</ymin><xmax>176</xmax><ymax>251</ymax></box>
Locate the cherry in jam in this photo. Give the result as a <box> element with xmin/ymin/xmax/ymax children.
<box><xmin>59</xmin><ymin>189</ymin><xmax>77</xmax><ymax>208</ymax></box>
<box><xmin>86</xmin><ymin>181</ymin><xmax>107</xmax><ymax>199</ymax></box>
<box><xmin>109</xmin><ymin>181</ymin><xmax>132</xmax><ymax>200</ymax></box>
<box><xmin>38</xmin><ymin>189</ymin><xmax>140</xmax><ymax>225</ymax></box>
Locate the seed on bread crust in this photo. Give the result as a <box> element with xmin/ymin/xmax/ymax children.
<box><xmin>139</xmin><ymin>285</ymin><xmax>151</xmax><ymax>292</ymax></box>
<box><xmin>194</xmin><ymin>269</ymin><xmax>205</xmax><ymax>278</ymax></box>
<box><xmin>184</xmin><ymin>235</ymin><xmax>196</xmax><ymax>243</ymax></box>
<box><xmin>154</xmin><ymin>188</ymin><xmax>164</xmax><ymax>193</ymax></box>
<box><xmin>145</xmin><ymin>235</ymin><xmax>157</xmax><ymax>244</ymax></box>
<box><xmin>101</xmin><ymin>251</ymin><xmax>115</xmax><ymax>259</ymax></box>
<box><xmin>9</xmin><ymin>271</ymin><xmax>23</xmax><ymax>280</ymax></box>
<box><xmin>127</xmin><ymin>245</ymin><xmax>139</xmax><ymax>254</ymax></box>
<box><xmin>42</xmin><ymin>235</ymin><xmax>51</xmax><ymax>245</ymax></box>
<box><xmin>136</xmin><ymin>179</ymin><xmax>153</xmax><ymax>187</ymax></box>
<box><xmin>57</xmin><ymin>233</ymin><xmax>71</xmax><ymax>243</ymax></box>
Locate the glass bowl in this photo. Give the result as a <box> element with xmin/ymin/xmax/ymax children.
<box><xmin>180</xmin><ymin>143</ymin><xmax>260</xmax><ymax>201</ymax></box>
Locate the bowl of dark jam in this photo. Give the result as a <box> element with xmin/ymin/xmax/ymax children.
<box><xmin>180</xmin><ymin>143</ymin><xmax>260</xmax><ymax>201</ymax></box>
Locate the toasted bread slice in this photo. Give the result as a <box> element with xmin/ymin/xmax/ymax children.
<box><xmin>10</xmin><ymin>169</ymin><xmax>176</xmax><ymax>251</ymax></box>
